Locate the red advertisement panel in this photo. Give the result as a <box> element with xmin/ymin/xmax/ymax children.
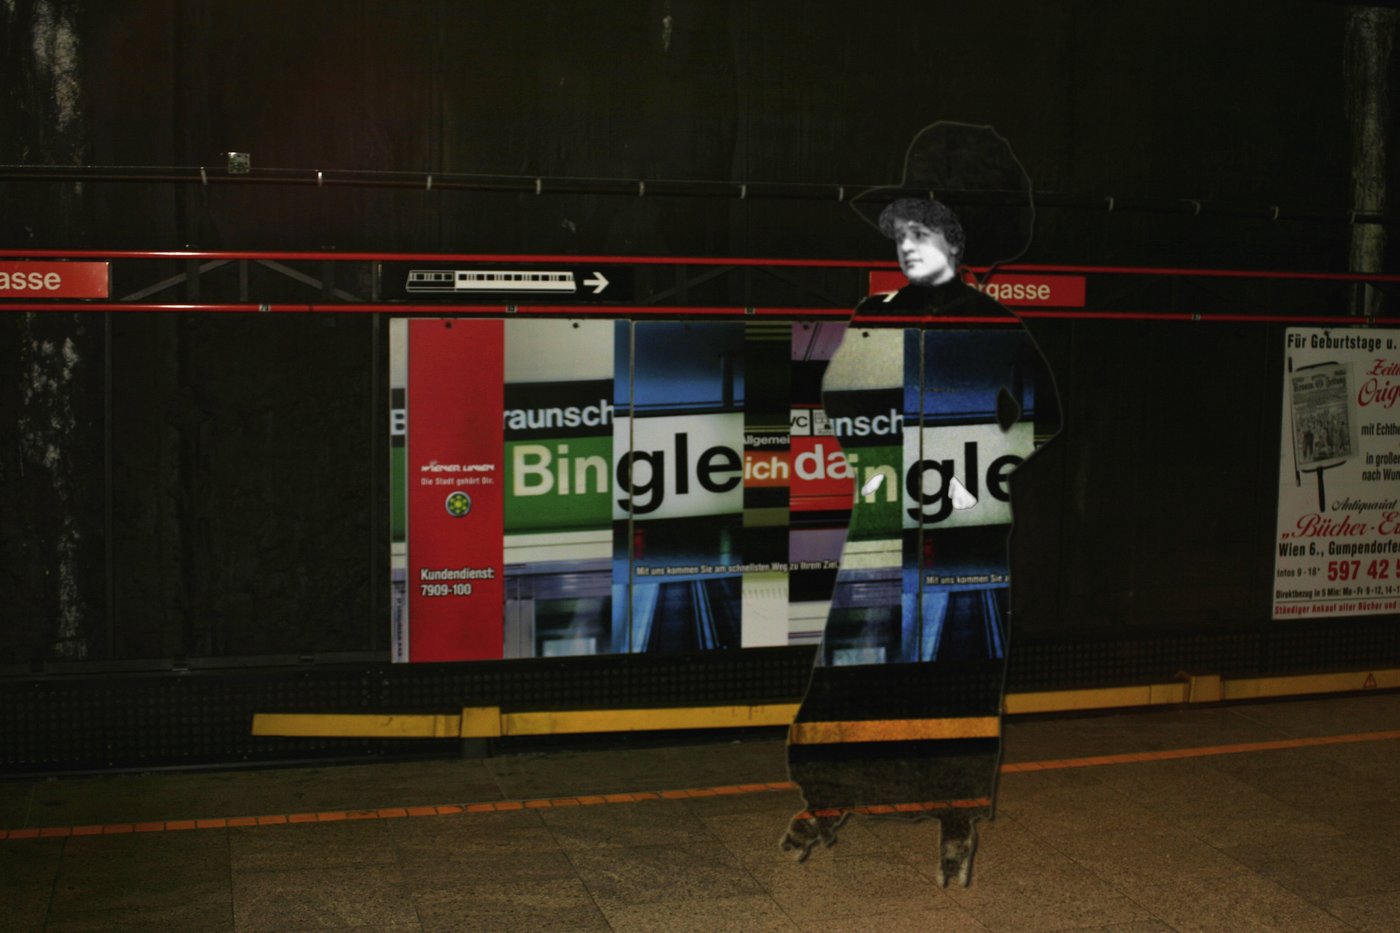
<box><xmin>868</xmin><ymin>270</ymin><xmax>1086</xmax><ymax>307</ymax></box>
<box><xmin>406</xmin><ymin>319</ymin><xmax>505</xmax><ymax>661</ymax></box>
<box><xmin>0</xmin><ymin>261</ymin><xmax>110</xmax><ymax>298</ymax></box>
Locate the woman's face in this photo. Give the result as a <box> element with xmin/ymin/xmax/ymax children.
<box><xmin>893</xmin><ymin>219</ymin><xmax>956</xmax><ymax>285</ymax></box>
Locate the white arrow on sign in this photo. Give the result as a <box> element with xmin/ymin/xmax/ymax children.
<box><xmin>583</xmin><ymin>271</ymin><xmax>609</xmax><ymax>294</ymax></box>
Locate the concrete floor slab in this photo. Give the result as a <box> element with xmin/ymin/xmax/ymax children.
<box><xmin>3</xmin><ymin>693</ymin><xmax>1399</xmax><ymax>931</ymax></box>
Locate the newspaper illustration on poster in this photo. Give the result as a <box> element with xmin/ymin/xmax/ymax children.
<box><xmin>1274</xmin><ymin>328</ymin><xmax>1400</xmax><ymax>620</ymax></box>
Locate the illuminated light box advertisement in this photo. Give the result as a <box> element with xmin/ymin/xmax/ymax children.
<box><xmin>389</xmin><ymin>317</ymin><xmax>1057</xmax><ymax>662</ymax></box>
<box><xmin>389</xmin><ymin>319</ymin><xmax>505</xmax><ymax>662</ymax></box>
<box><xmin>616</xmin><ymin>323</ymin><xmax>748</xmax><ymax>654</ymax></box>
<box><xmin>1273</xmin><ymin>327</ymin><xmax>1400</xmax><ymax>620</ymax></box>
<box><xmin>502</xmin><ymin>320</ymin><xmax>618</xmax><ymax>658</ymax></box>
<box><xmin>788</xmin><ymin>322</ymin><xmax>852</xmax><ymax>647</ymax></box>
<box><xmin>739</xmin><ymin>320</ymin><xmax>794</xmax><ymax>648</ymax></box>
<box><xmin>393</xmin><ymin>319</ymin><xmax>781</xmax><ymax>660</ymax></box>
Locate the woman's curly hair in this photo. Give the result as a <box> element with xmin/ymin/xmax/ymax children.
<box><xmin>877</xmin><ymin>198</ymin><xmax>966</xmax><ymax>264</ymax></box>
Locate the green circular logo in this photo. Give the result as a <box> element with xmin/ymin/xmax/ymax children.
<box><xmin>444</xmin><ymin>491</ymin><xmax>473</xmax><ymax>518</ymax></box>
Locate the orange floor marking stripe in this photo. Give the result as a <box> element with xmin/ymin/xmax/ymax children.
<box><xmin>997</xmin><ymin>727</ymin><xmax>1400</xmax><ymax>774</ymax></box>
<box><xmin>7</xmin><ymin>727</ymin><xmax>1399</xmax><ymax>841</ymax></box>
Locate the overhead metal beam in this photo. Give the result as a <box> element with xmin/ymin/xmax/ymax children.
<box><xmin>1</xmin><ymin>163</ymin><xmax>1395</xmax><ymax>226</ymax></box>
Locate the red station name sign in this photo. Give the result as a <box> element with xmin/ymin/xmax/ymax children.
<box><xmin>869</xmin><ymin>270</ymin><xmax>1086</xmax><ymax>307</ymax></box>
<box><xmin>0</xmin><ymin>261</ymin><xmax>110</xmax><ymax>299</ymax></box>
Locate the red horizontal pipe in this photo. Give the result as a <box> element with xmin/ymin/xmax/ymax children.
<box><xmin>0</xmin><ymin>249</ymin><xmax>1397</xmax><ymax>282</ymax></box>
<box><xmin>997</xmin><ymin>263</ymin><xmax>1400</xmax><ymax>283</ymax></box>
<box><xmin>1</xmin><ymin>302</ymin><xmax>1390</xmax><ymax>325</ymax></box>
<box><xmin>848</xmin><ymin>315</ymin><xmax>1024</xmax><ymax>325</ymax></box>
<box><xmin>0</xmin><ymin>302</ymin><xmax>842</xmax><ymax>315</ymax></box>
<box><xmin>0</xmin><ymin>303</ymin><xmax>328</xmax><ymax>313</ymax></box>
<box><xmin>1014</xmin><ymin>310</ymin><xmax>1380</xmax><ymax>324</ymax></box>
<box><xmin>0</xmin><ymin>248</ymin><xmax>887</xmax><ymax>269</ymax></box>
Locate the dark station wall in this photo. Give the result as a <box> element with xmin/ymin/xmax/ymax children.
<box><xmin>4</xmin><ymin>1</ymin><xmax>1384</xmax><ymax>260</ymax></box>
<box><xmin>1</xmin><ymin>1</ymin><xmax>1398</xmax><ymax>767</ymax></box>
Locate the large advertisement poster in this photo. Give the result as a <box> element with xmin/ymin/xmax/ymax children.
<box><xmin>389</xmin><ymin>317</ymin><xmax>1054</xmax><ymax>661</ymax></box>
<box><xmin>1274</xmin><ymin>328</ymin><xmax>1400</xmax><ymax>619</ymax></box>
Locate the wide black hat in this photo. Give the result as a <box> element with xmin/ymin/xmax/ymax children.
<box><xmin>850</xmin><ymin>122</ymin><xmax>1034</xmax><ymax>270</ymax></box>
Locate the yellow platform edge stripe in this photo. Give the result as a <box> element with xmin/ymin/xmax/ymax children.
<box><xmin>251</xmin><ymin>667</ymin><xmax>1400</xmax><ymax>740</ymax></box>
<box><xmin>251</xmin><ymin>712</ymin><xmax>465</xmax><ymax>739</ymax></box>
<box><xmin>503</xmin><ymin>704</ymin><xmax>799</xmax><ymax>736</ymax></box>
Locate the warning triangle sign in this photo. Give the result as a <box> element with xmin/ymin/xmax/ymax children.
<box><xmin>1363</xmin><ymin>672</ymin><xmax>1378</xmax><ymax>689</ymax></box>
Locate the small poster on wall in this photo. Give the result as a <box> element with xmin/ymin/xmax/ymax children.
<box><xmin>1273</xmin><ymin>328</ymin><xmax>1400</xmax><ymax>620</ymax></box>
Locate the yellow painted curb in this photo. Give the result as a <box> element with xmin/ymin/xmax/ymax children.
<box><xmin>460</xmin><ymin>706</ymin><xmax>503</xmax><ymax>738</ymax></box>
<box><xmin>502</xmin><ymin>704</ymin><xmax>800</xmax><ymax>736</ymax></box>
<box><xmin>1003</xmin><ymin>683</ymin><xmax>1187</xmax><ymax>715</ymax></box>
<box><xmin>251</xmin><ymin>712</ymin><xmax>463</xmax><ymax>739</ymax></box>
<box><xmin>251</xmin><ymin>668</ymin><xmax>1400</xmax><ymax>740</ymax></box>
<box><xmin>1004</xmin><ymin>668</ymin><xmax>1400</xmax><ymax>714</ymax></box>
<box><xmin>1223</xmin><ymin>668</ymin><xmax>1400</xmax><ymax>701</ymax></box>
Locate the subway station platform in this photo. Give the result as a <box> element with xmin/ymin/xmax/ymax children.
<box><xmin>3</xmin><ymin>693</ymin><xmax>1400</xmax><ymax>932</ymax></box>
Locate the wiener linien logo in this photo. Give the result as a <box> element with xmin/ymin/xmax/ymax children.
<box><xmin>444</xmin><ymin>491</ymin><xmax>473</xmax><ymax>518</ymax></box>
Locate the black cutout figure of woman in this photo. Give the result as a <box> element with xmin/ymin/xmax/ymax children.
<box><xmin>782</xmin><ymin>195</ymin><xmax>1061</xmax><ymax>886</ymax></box>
